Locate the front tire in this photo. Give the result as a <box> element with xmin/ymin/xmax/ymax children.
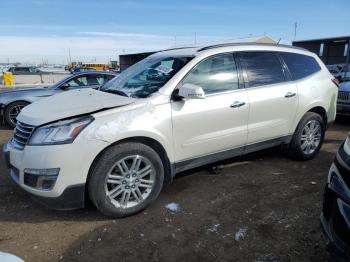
<box><xmin>88</xmin><ymin>142</ymin><xmax>164</xmax><ymax>218</ymax></box>
<box><xmin>4</xmin><ymin>101</ymin><xmax>29</xmax><ymax>128</ymax></box>
<box><xmin>288</xmin><ymin>112</ymin><xmax>325</xmax><ymax>160</ymax></box>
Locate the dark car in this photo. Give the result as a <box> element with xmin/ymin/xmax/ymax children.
<box><xmin>7</xmin><ymin>66</ymin><xmax>42</xmax><ymax>75</ymax></box>
<box><xmin>321</xmin><ymin>132</ymin><xmax>350</xmax><ymax>261</ymax></box>
<box><xmin>0</xmin><ymin>71</ymin><xmax>117</xmax><ymax>127</ymax></box>
<box><xmin>337</xmin><ymin>81</ymin><xmax>350</xmax><ymax>115</ymax></box>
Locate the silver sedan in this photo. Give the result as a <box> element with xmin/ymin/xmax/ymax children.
<box><xmin>0</xmin><ymin>71</ymin><xmax>117</xmax><ymax>128</ymax></box>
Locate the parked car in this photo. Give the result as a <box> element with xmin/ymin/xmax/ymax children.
<box><xmin>327</xmin><ymin>64</ymin><xmax>350</xmax><ymax>82</ymax></box>
<box><xmin>321</xmin><ymin>133</ymin><xmax>350</xmax><ymax>261</ymax></box>
<box><xmin>3</xmin><ymin>43</ymin><xmax>338</xmax><ymax>217</ymax></box>
<box><xmin>337</xmin><ymin>81</ymin><xmax>350</xmax><ymax>115</ymax></box>
<box><xmin>0</xmin><ymin>71</ymin><xmax>117</xmax><ymax>128</ymax></box>
<box><xmin>7</xmin><ymin>66</ymin><xmax>42</xmax><ymax>75</ymax></box>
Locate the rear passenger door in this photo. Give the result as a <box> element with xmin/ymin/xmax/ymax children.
<box><xmin>238</xmin><ymin>51</ymin><xmax>298</xmax><ymax>145</ymax></box>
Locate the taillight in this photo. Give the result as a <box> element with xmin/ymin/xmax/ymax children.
<box><xmin>332</xmin><ymin>78</ymin><xmax>340</xmax><ymax>88</ymax></box>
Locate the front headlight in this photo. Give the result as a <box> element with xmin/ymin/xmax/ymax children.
<box><xmin>28</xmin><ymin>116</ymin><xmax>94</xmax><ymax>145</ymax></box>
<box><xmin>344</xmin><ymin>133</ymin><xmax>350</xmax><ymax>156</ymax></box>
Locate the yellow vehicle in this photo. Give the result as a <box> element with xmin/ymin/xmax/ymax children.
<box><xmin>82</xmin><ymin>63</ymin><xmax>109</xmax><ymax>71</ymax></box>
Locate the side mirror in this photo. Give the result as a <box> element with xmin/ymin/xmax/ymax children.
<box><xmin>178</xmin><ymin>83</ymin><xmax>205</xmax><ymax>99</ymax></box>
<box><xmin>60</xmin><ymin>83</ymin><xmax>70</xmax><ymax>90</ymax></box>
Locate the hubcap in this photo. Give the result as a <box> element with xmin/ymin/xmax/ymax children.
<box><xmin>300</xmin><ymin>120</ymin><xmax>322</xmax><ymax>155</ymax></box>
<box><xmin>104</xmin><ymin>155</ymin><xmax>156</xmax><ymax>209</ymax></box>
<box><xmin>9</xmin><ymin>105</ymin><xmax>25</xmax><ymax>125</ymax></box>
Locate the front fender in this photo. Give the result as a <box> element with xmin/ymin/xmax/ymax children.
<box><xmin>81</xmin><ymin>101</ymin><xmax>174</xmax><ymax>162</ymax></box>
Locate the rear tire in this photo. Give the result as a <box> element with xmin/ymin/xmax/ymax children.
<box><xmin>4</xmin><ymin>101</ymin><xmax>29</xmax><ymax>128</ymax></box>
<box><xmin>88</xmin><ymin>142</ymin><xmax>164</xmax><ymax>218</ymax></box>
<box><xmin>288</xmin><ymin>112</ymin><xmax>325</xmax><ymax>160</ymax></box>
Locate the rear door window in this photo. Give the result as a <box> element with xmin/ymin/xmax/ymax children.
<box><xmin>239</xmin><ymin>52</ymin><xmax>286</xmax><ymax>88</ymax></box>
<box><xmin>86</xmin><ymin>75</ymin><xmax>104</xmax><ymax>85</ymax></box>
<box><xmin>65</xmin><ymin>75</ymin><xmax>88</xmax><ymax>87</ymax></box>
<box><xmin>279</xmin><ymin>52</ymin><xmax>321</xmax><ymax>80</ymax></box>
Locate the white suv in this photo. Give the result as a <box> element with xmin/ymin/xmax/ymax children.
<box><xmin>3</xmin><ymin>43</ymin><xmax>338</xmax><ymax>217</ymax></box>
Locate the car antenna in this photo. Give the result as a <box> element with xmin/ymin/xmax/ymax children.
<box><xmin>277</xmin><ymin>38</ymin><xmax>282</xmax><ymax>45</ymax></box>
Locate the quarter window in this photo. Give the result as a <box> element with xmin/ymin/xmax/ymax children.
<box><xmin>280</xmin><ymin>52</ymin><xmax>321</xmax><ymax>80</ymax></box>
<box><xmin>239</xmin><ymin>52</ymin><xmax>285</xmax><ymax>87</ymax></box>
<box><xmin>183</xmin><ymin>53</ymin><xmax>239</xmax><ymax>95</ymax></box>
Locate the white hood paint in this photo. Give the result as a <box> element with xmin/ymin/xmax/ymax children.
<box><xmin>17</xmin><ymin>88</ymin><xmax>135</xmax><ymax>126</ymax></box>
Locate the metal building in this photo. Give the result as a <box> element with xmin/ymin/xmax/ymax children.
<box><xmin>119</xmin><ymin>51</ymin><xmax>156</xmax><ymax>71</ymax></box>
<box><xmin>293</xmin><ymin>36</ymin><xmax>350</xmax><ymax>65</ymax></box>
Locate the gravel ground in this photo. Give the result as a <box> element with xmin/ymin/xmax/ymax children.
<box><xmin>0</xmin><ymin>117</ymin><xmax>349</xmax><ymax>262</ymax></box>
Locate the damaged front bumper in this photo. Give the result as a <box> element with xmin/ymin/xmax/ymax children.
<box><xmin>2</xmin><ymin>138</ymin><xmax>108</xmax><ymax>209</ymax></box>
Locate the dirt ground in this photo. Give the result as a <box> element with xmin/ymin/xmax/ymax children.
<box><xmin>0</xmin><ymin>117</ymin><xmax>349</xmax><ymax>262</ymax></box>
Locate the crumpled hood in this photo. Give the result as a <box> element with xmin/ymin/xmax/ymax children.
<box><xmin>17</xmin><ymin>88</ymin><xmax>135</xmax><ymax>126</ymax></box>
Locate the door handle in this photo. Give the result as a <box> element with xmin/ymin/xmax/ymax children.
<box><xmin>285</xmin><ymin>92</ymin><xmax>296</xmax><ymax>98</ymax></box>
<box><xmin>230</xmin><ymin>101</ymin><xmax>246</xmax><ymax>108</ymax></box>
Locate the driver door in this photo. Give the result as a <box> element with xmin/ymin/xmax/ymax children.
<box><xmin>171</xmin><ymin>53</ymin><xmax>249</xmax><ymax>168</ymax></box>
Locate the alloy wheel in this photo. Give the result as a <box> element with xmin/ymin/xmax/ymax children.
<box><xmin>104</xmin><ymin>155</ymin><xmax>156</xmax><ymax>209</ymax></box>
<box><xmin>9</xmin><ymin>105</ymin><xmax>25</xmax><ymax>126</ymax></box>
<box><xmin>300</xmin><ymin>120</ymin><xmax>322</xmax><ymax>155</ymax></box>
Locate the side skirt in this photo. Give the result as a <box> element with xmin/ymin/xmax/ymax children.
<box><xmin>173</xmin><ymin>135</ymin><xmax>292</xmax><ymax>174</ymax></box>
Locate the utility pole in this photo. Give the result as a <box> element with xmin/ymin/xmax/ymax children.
<box><xmin>194</xmin><ymin>32</ymin><xmax>197</xmax><ymax>45</ymax></box>
<box><xmin>293</xmin><ymin>22</ymin><xmax>298</xmax><ymax>41</ymax></box>
<box><xmin>344</xmin><ymin>37</ymin><xmax>350</xmax><ymax>81</ymax></box>
<box><xmin>68</xmin><ymin>48</ymin><xmax>72</xmax><ymax>64</ymax></box>
<box><xmin>174</xmin><ymin>35</ymin><xmax>177</xmax><ymax>46</ymax></box>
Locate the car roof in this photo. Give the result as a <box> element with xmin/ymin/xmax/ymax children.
<box><xmin>71</xmin><ymin>71</ymin><xmax>117</xmax><ymax>76</ymax></box>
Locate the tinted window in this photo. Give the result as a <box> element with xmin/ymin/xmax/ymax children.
<box><xmin>104</xmin><ymin>74</ymin><xmax>115</xmax><ymax>83</ymax></box>
<box><xmin>183</xmin><ymin>53</ymin><xmax>238</xmax><ymax>94</ymax></box>
<box><xmin>15</xmin><ymin>67</ymin><xmax>30</xmax><ymax>72</ymax></box>
<box><xmin>280</xmin><ymin>52</ymin><xmax>321</xmax><ymax>80</ymax></box>
<box><xmin>65</xmin><ymin>75</ymin><xmax>89</xmax><ymax>87</ymax></box>
<box><xmin>66</xmin><ymin>75</ymin><xmax>105</xmax><ymax>87</ymax></box>
<box><xmin>239</xmin><ymin>52</ymin><xmax>285</xmax><ymax>87</ymax></box>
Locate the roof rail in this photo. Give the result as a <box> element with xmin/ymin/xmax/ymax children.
<box><xmin>160</xmin><ymin>46</ymin><xmax>197</xmax><ymax>52</ymax></box>
<box><xmin>197</xmin><ymin>42</ymin><xmax>307</xmax><ymax>52</ymax></box>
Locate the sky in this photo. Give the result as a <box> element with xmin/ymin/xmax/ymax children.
<box><xmin>0</xmin><ymin>0</ymin><xmax>349</xmax><ymax>64</ymax></box>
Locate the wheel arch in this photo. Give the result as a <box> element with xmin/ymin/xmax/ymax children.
<box><xmin>292</xmin><ymin>105</ymin><xmax>328</xmax><ymax>135</ymax></box>
<box><xmin>86</xmin><ymin>136</ymin><xmax>174</xmax><ymax>196</ymax></box>
<box><xmin>3</xmin><ymin>100</ymin><xmax>31</xmax><ymax>125</ymax></box>
<box><xmin>307</xmin><ymin>106</ymin><xmax>328</xmax><ymax>125</ymax></box>
<box><xmin>5</xmin><ymin>100</ymin><xmax>31</xmax><ymax>109</ymax></box>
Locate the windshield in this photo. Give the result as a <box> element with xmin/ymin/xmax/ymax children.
<box><xmin>100</xmin><ymin>55</ymin><xmax>193</xmax><ymax>98</ymax></box>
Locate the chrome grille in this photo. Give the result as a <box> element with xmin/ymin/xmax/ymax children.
<box><xmin>11</xmin><ymin>121</ymin><xmax>35</xmax><ymax>150</ymax></box>
<box><xmin>338</xmin><ymin>91</ymin><xmax>350</xmax><ymax>101</ymax></box>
